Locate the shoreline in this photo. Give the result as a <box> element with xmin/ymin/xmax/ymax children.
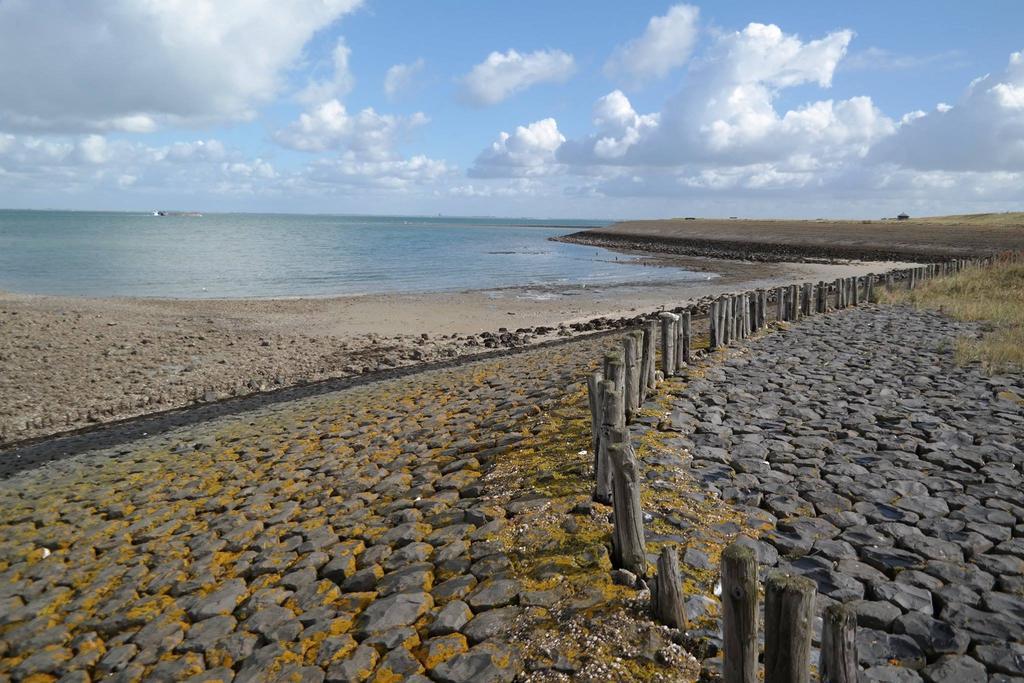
<box><xmin>0</xmin><ymin>256</ymin><xmax>903</xmax><ymax>445</ymax></box>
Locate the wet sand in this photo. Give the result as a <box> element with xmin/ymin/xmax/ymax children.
<box><xmin>0</xmin><ymin>256</ymin><xmax>902</xmax><ymax>445</ymax></box>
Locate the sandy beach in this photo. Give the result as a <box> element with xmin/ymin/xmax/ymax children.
<box><xmin>0</xmin><ymin>256</ymin><xmax>900</xmax><ymax>445</ymax></box>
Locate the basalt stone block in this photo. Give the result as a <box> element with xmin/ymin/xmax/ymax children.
<box><xmin>862</xmin><ymin>665</ymin><xmax>924</xmax><ymax>683</ymax></box>
<box><xmin>973</xmin><ymin>643</ymin><xmax>1024</xmax><ymax>676</ymax></box>
<box><xmin>851</xmin><ymin>599</ymin><xmax>903</xmax><ymax>629</ymax></box>
<box><xmin>187</xmin><ymin>578</ymin><xmax>247</xmax><ymax>621</ymax></box>
<box><xmin>467</xmin><ymin>579</ymin><xmax>520</xmax><ymax>610</ymax></box>
<box><xmin>431</xmin><ymin>641</ymin><xmax>523</xmax><ymax>683</ymax></box>
<box><xmin>429</xmin><ymin>600</ymin><xmax>473</xmax><ymax>637</ymax></box>
<box><xmin>893</xmin><ymin>612</ymin><xmax>969</xmax><ymax>656</ymax></box>
<box><xmin>860</xmin><ymin>546</ymin><xmax>923</xmax><ymax>575</ymax></box>
<box><xmin>432</xmin><ymin>575</ymin><xmax>478</xmax><ymax>604</ymax></box>
<box><xmin>326</xmin><ymin>644</ymin><xmax>379</xmax><ymax>683</ymax></box>
<box><xmin>354</xmin><ymin>591</ymin><xmax>433</xmax><ymax>638</ymax></box>
<box><xmin>919</xmin><ymin>655</ymin><xmax>987</xmax><ymax>683</ymax></box>
<box><xmin>461</xmin><ymin>606</ymin><xmax>521</xmax><ymax>644</ymax></box>
<box><xmin>857</xmin><ymin>628</ymin><xmax>927</xmax><ymax>670</ymax></box>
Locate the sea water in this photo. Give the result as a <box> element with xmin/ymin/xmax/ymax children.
<box><xmin>0</xmin><ymin>210</ymin><xmax>711</xmax><ymax>298</ymax></box>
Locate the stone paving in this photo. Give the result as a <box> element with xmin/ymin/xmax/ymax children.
<box><xmin>664</xmin><ymin>305</ymin><xmax>1024</xmax><ymax>681</ymax></box>
<box><xmin>0</xmin><ymin>335</ymin><xmax>634</xmax><ymax>683</ymax></box>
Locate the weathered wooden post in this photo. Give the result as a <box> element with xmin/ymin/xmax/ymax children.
<box><xmin>595</xmin><ymin>353</ymin><xmax>623</xmax><ymax>504</ymax></box>
<box><xmin>818</xmin><ymin>282</ymin><xmax>827</xmax><ymax>313</ymax></box>
<box><xmin>833</xmin><ymin>278</ymin><xmax>842</xmax><ymax>309</ymax></box>
<box><xmin>740</xmin><ymin>294</ymin><xmax>749</xmax><ymax>339</ymax></box>
<box><xmin>608</xmin><ymin>429</ymin><xmax>646</xmax><ymax>577</ymax></box>
<box><xmin>733</xmin><ymin>295</ymin><xmax>742</xmax><ymax>340</ymax></box>
<box><xmin>802</xmin><ymin>283</ymin><xmax>812</xmax><ymax>316</ymax></box>
<box><xmin>623</xmin><ymin>333</ymin><xmax>641</xmax><ymax>423</ymax></box>
<box><xmin>723</xmin><ymin>296</ymin><xmax>732</xmax><ymax>343</ymax></box>
<box><xmin>866</xmin><ymin>274</ymin><xmax>875</xmax><ymax>303</ymax></box>
<box><xmin>653</xmin><ymin>546</ymin><xmax>688</xmax><ymax>630</ymax></box>
<box><xmin>642</xmin><ymin>321</ymin><xmax>657</xmax><ymax>396</ymax></box>
<box><xmin>789</xmin><ymin>284</ymin><xmax>800</xmax><ymax>320</ymax></box>
<box><xmin>721</xmin><ymin>543</ymin><xmax>758</xmax><ymax>683</ymax></box>
<box><xmin>764</xmin><ymin>572</ymin><xmax>816</xmax><ymax>683</ymax></box>
<box><xmin>776</xmin><ymin>287</ymin><xmax>786</xmax><ymax>322</ymax></box>
<box><xmin>709</xmin><ymin>301</ymin><xmax>719</xmax><ymax>350</ymax></box>
<box><xmin>758</xmin><ymin>290</ymin><xmax>767</xmax><ymax>328</ymax></box>
<box><xmin>909</xmin><ymin>268</ymin><xmax>916</xmax><ymax>290</ymax></box>
<box><xmin>660</xmin><ymin>312</ymin><xmax>677</xmax><ymax>378</ymax></box>
<box><xmin>586</xmin><ymin>371</ymin><xmax>603</xmax><ymax>467</ymax></box>
<box><xmin>852</xmin><ymin>277</ymin><xmax>860</xmax><ymax>306</ymax></box>
<box><xmin>820</xmin><ymin>603</ymin><xmax>858</xmax><ymax>683</ymax></box>
<box><xmin>676</xmin><ymin>311</ymin><xmax>691</xmax><ymax>369</ymax></box>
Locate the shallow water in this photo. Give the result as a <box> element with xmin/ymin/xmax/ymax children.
<box><xmin>0</xmin><ymin>210</ymin><xmax>712</xmax><ymax>298</ymax></box>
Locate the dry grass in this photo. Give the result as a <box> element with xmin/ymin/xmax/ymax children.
<box><xmin>882</xmin><ymin>258</ymin><xmax>1024</xmax><ymax>372</ymax></box>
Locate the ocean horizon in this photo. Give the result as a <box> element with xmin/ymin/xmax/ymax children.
<box><xmin>0</xmin><ymin>209</ymin><xmax>711</xmax><ymax>299</ymax></box>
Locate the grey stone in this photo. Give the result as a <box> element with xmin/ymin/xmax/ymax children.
<box><xmin>467</xmin><ymin>579</ymin><xmax>520</xmax><ymax>610</ymax></box>
<box><xmin>920</xmin><ymin>655</ymin><xmax>987</xmax><ymax>683</ymax></box>
<box><xmin>428</xmin><ymin>600</ymin><xmax>472</xmax><ymax>637</ymax></box>
<box><xmin>187</xmin><ymin>579</ymin><xmax>247</xmax><ymax>620</ymax></box>
<box><xmin>893</xmin><ymin>612</ymin><xmax>969</xmax><ymax>656</ymax></box>
<box><xmin>355</xmin><ymin>591</ymin><xmax>433</xmax><ymax>638</ymax></box>
<box><xmin>325</xmin><ymin>644</ymin><xmax>379</xmax><ymax>683</ymax></box>
<box><xmin>431</xmin><ymin>641</ymin><xmax>523</xmax><ymax>683</ymax></box>
<box><xmin>461</xmin><ymin>606</ymin><xmax>521</xmax><ymax>644</ymax></box>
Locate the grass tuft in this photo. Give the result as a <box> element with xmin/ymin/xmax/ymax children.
<box><xmin>881</xmin><ymin>257</ymin><xmax>1024</xmax><ymax>372</ymax></box>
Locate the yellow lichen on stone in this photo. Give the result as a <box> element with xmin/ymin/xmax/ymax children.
<box><xmin>419</xmin><ymin>633</ymin><xmax>468</xmax><ymax>671</ymax></box>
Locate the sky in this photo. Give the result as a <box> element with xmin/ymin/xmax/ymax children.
<box><xmin>0</xmin><ymin>1</ymin><xmax>1022</xmax><ymax>219</ymax></box>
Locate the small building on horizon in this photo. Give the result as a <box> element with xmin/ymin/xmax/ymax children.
<box><xmin>897</xmin><ymin>212</ymin><xmax>910</xmax><ymax>220</ymax></box>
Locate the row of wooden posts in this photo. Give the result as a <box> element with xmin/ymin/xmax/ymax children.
<box><xmin>582</xmin><ymin>256</ymin><xmax>995</xmax><ymax>682</ymax></box>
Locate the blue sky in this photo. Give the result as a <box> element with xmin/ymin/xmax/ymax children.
<box><xmin>0</xmin><ymin>1</ymin><xmax>1022</xmax><ymax>218</ymax></box>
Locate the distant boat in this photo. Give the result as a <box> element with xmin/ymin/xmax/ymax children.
<box><xmin>151</xmin><ymin>210</ymin><xmax>202</xmax><ymax>217</ymax></box>
<box><xmin>151</xmin><ymin>210</ymin><xmax>165</xmax><ymax>216</ymax></box>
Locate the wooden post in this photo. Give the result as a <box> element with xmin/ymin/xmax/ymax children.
<box><xmin>776</xmin><ymin>287</ymin><xmax>785</xmax><ymax>322</ymax></box>
<box><xmin>820</xmin><ymin>603</ymin><xmax>858</xmax><ymax>683</ymax></box>
<box><xmin>677</xmin><ymin>311</ymin><xmax>691</xmax><ymax>369</ymax></box>
<box><xmin>642</xmin><ymin>321</ymin><xmax>657</xmax><ymax>396</ymax></box>
<box><xmin>758</xmin><ymin>290</ymin><xmax>767</xmax><ymax>328</ymax></box>
<box><xmin>608</xmin><ymin>431</ymin><xmax>646</xmax><ymax>577</ymax></box>
<box><xmin>709</xmin><ymin>301</ymin><xmax>719</xmax><ymax>350</ymax></box>
<box><xmin>852</xmin><ymin>277</ymin><xmax>860</xmax><ymax>306</ymax></box>
<box><xmin>802</xmin><ymin>283</ymin><xmax>812</xmax><ymax>316</ymax></box>
<box><xmin>740</xmin><ymin>294</ymin><xmax>749</xmax><ymax>338</ymax></box>
<box><xmin>721</xmin><ymin>543</ymin><xmax>758</xmax><ymax>683</ymax></box>
<box><xmin>595</xmin><ymin>356</ymin><xmax>622</xmax><ymax>505</ymax></box>
<box><xmin>764</xmin><ymin>572</ymin><xmax>816</xmax><ymax>683</ymax></box>
<box><xmin>586</xmin><ymin>371</ymin><xmax>603</xmax><ymax>468</ymax></box>
<box><xmin>866</xmin><ymin>274</ymin><xmax>875</xmax><ymax>303</ymax></box>
<box><xmin>623</xmin><ymin>333</ymin><xmax>640</xmax><ymax>423</ymax></box>
<box><xmin>660</xmin><ymin>313</ymin><xmax>677</xmax><ymax>378</ymax></box>
<box><xmin>789</xmin><ymin>284</ymin><xmax>800</xmax><ymax>321</ymax></box>
<box><xmin>653</xmin><ymin>546</ymin><xmax>688</xmax><ymax>630</ymax></box>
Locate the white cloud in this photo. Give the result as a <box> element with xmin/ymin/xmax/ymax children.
<box><xmin>297</xmin><ymin>38</ymin><xmax>356</xmax><ymax>105</ymax></box>
<box><xmin>870</xmin><ymin>50</ymin><xmax>1024</xmax><ymax>171</ymax></box>
<box><xmin>559</xmin><ymin>22</ymin><xmax>887</xmax><ymax>169</ymax></box>
<box><xmin>384</xmin><ymin>59</ymin><xmax>426</xmax><ymax>100</ymax></box>
<box><xmin>274</xmin><ymin>99</ymin><xmax>429</xmax><ymax>156</ymax></box>
<box><xmin>0</xmin><ymin>132</ymin><xmax>277</xmax><ymax>197</ymax></box>
<box><xmin>459</xmin><ymin>49</ymin><xmax>576</xmax><ymax>106</ymax></box>
<box><xmin>841</xmin><ymin>47</ymin><xmax>967</xmax><ymax>72</ymax></box>
<box><xmin>469</xmin><ymin>118</ymin><xmax>566</xmax><ymax>178</ymax></box>
<box><xmin>0</xmin><ymin>0</ymin><xmax>363</xmax><ymax>132</ymax></box>
<box><xmin>604</xmin><ymin>4</ymin><xmax>700</xmax><ymax>82</ymax></box>
<box><xmin>303</xmin><ymin>154</ymin><xmax>452</xmax><ymax>190</ymax></box>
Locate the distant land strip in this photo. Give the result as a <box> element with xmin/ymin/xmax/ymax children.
<box><xmin>555</xmin><ymin>214</ymin><xmax>1024</xmax><ymax>263</ymax></box>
